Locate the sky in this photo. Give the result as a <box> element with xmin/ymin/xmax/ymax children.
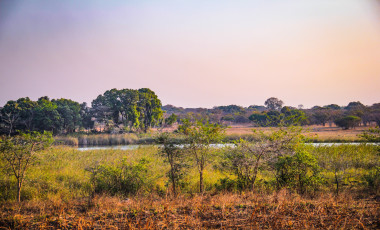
<box><xmin>1</xmin><ymin>0</ymin><xmax>380</xmax><ymax>109</ymax></box>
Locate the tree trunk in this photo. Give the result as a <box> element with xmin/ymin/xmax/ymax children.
<box><xmin>17</xmin><ymin>180</ymin><xmax>22</xmax><ymax>202</ymax></box>
<box><xmin>171</xmin><ymin>169</ymin><xmax>177</xmax><ymax>197</ymax></box>
<box><xmin>199</xmin><ymin>171</ymin><xmax>204</xmax><ymax>193</ymax></box>
<box><xmin>335</xmin><ymin>171</ymin><xmax>339</xmax><ymax>196</ymax></box>
<box><xmin>8</xmin><ymin>123</ymin><xmax>13</xmax><ymax>136</ymax></box>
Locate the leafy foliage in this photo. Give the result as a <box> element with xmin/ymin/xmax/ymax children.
<box><xmin>335</xmin><ymin>116</ymin><xmax>361</xmax><ymax>130</ymax></box>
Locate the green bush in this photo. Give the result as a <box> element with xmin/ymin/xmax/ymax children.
<box><xmin>274</xmin><ymin>149</ymin><xmax>322</xmax><ymax>195</ymax></box>
<box><xmin>90</xmin><ymin>157</ymin><xmax>157</xmax><ymax>196</ymax></box>
<box><xmin>363</xmin><ymin>166</ymin><xmax>380</xmax><ymax>195</ymax></box>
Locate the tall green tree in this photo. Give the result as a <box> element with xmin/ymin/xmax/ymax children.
<box><xmin>16</xmin><ymin>97</ymin><xmax>37</xmax><ymax>131</ymax></box>
<box><xmin>138</xmin><ymin>88</ymin><xmax>163</xmax><ymax>132</ymax></box>
<box><xmin>119</xmin><ymin>89</ymin><xmax>140</xmax><ymax>130</ymax></box>
<box><xmin>53</xmin><ymin>98</ymin><xmax>82</xmax><ymax>134</ymax></box>
<box><xmin>33</xmin><ymin>97</ymin><xmax>61</xmax><ymax>134</ymax></box>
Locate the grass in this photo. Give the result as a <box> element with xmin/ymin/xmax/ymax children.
<box><xmin>55</xmin><ymin>125</ymin><xmax>377</xmax><ymax>147</ymax></box>
<box><xmin>0</xmin><ymin>192</ymin><xmax>378</xmax><ymax>229</ymax></box>
<box><xmin>228</xmin><ymin>124</ymin><xmax>376</xmax><ymax>142</ymax></box>
<box><xmin>0</xmin><ymin>143</ymin><xmax>379</xmax><ymax>229</ymax></box>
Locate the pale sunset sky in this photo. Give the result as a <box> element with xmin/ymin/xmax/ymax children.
<box><xmin>0</xmin><ymin>0</ymin><xmax>380</xmax><ymax>108</ymax></box>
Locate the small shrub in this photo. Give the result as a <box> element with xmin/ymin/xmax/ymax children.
<box><xmin>275</xmin><ymin>149</ymin><xmax>322</xmax><ymax>195</ymax></box>
<box><xmin>363</xmin><ymin>166</ymin><xmax>380</xmax><ymax>195</ymax></box>
<box><xmin>90</xmin><ymin>157</ymin><xmax>156</xmax><ymax>196</ymax></box>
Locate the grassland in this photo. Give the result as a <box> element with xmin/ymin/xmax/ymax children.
<box><xmin>0</xmin><ymin>143</ymin><xmax>379</xmax><ymax>229</ymax></box>
<box><xmin>54</xmin><ymin>124</ymin><xmax>376</xmax><ymax>147</ymax></box>
<box><xmin>225</xmin><ymin>124</ymin><xmax>375</xmax><ymax>143</ymax></box>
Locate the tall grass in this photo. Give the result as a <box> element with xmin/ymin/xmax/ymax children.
<box><xmin>1</xmin><ymin>144</ymin><xmax>378</xmax><ymax>202</ymax></box>
<box><xmin>78</xmin><ymin>133</ymin><xmax>140</xmax><ymax>146</ymax></box>
<box><xmin>54</xmin><ymin>133</ymin><xmax>140</xmax><ymax>146</ymax></box>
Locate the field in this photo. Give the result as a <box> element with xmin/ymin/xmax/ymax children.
<box><xmin>225</xmin><ymin>124</ymin><xmax>375</xmax><ymax>142</ymax></box>
<box><xmin>54</xmin><ymin>124</ymin><xmax>376</xmax><ymax>147</ymax></box>
<box><xmin>0</xmin><ymin>141</ymin><xmax>379</xmax><ymax>229</ymax></box>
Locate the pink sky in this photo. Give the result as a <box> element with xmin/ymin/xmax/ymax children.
<box><xmin>1</xmin><ymin>0</ymin><xmax>380</xmax><ymax>108</ymax></box>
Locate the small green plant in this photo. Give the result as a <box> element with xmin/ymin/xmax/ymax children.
<box><xmin>359</xmin><ymin>126</ymin><xmax>380</xmax><ymax>142</ymax></box>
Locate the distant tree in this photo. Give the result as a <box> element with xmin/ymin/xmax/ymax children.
<box><xmin>264</xmin><ymin>97</ymin><xmax>283</xmax><ymax>111</ymax></box>
<box><xmin>234</xmin><ymin>115</ymin><xmax>250</xmax><ymax>123</ymax></box>
<box><xmin>369</xmin><ymin>103</ymin><xmax>380</xmax><ymax>126</ymax></box>
<box><xmin>345</xmin><ymin>101</ymin><xmax>365</xmax><ymax>111</ymax></box>
<box><xmin>335</xmin><ymin>116</ymin><xmax>361</xmax><ymax>130</ymax></box>
<box><xmin>247</xmin><ymin>105</ymin><xmax>266</xmax><ymax>111</ymax></box>
<box><xmin>16</xmin><ymin>97</ymin><xmax>37</xmax><ymax>131</ymax></box>
<box><xmin>91</xmin><ymin>95</ymin><xmax>113</xmax><ymax>131</ymax></box>
<box><xmin>0</xmin><ymin>132</ymin><xmax>53</xmax><ymax>202</ymax></box>
<box><xmin>33</xmin><ymin>97</ymin><xmax>61</xmax><ymax>134</ymax></box>
<box><xmin>249</xmin><ymin>112</ymin><xmax>268</xmax><ymax>126</ymax></box>
<box><xmin>52</xmin><ymin>98</ymin><xmax>82</xmax><ymax>134</ymax></box>
<box><xmin>281</xmin><ymin>107</ymin><xmax>308</xmax><ymax>126</ymax></box>
<box><xmin>222</xmin><ymin>114</ymin><xmax>234</xmax><ymax>122</ymax></box>
<box><xmin>119</xmin><ymin>89</ymin><xmax>140</xmax><ymax>130</ymax></box>
<box><xmin>165</xmin><ymin>113</ymin><xmax>178</xmax><ymax>127</ymax></box>
<box><xmin>266</xmin><ymin>110</ymin><xmax>283</xmax><ymax>126</ymax></box>
<box><xmin>0</xmin><ymin>100</ymin><xmax>21</xmax><ymax>136</ymax></box>
<box><xmin>312</xmin><ymin>108</ymin><xmax>330</xmax><ymax>126</ymax></box>
<box><xmin>138</xmin><ymin>88</ymin><xmax>163</xmax><ymax>132</ymax></box>
<box><xmin>162</xmin><ymin>105</ymin><xmax>184</xmax><ymax>114</ymax></box>
<box><xmin>345</xmin><ymin>101</ymin><xmax>367</xmax><ymax>123</ymax></box>
<box><xmin>324</xmin><ymin>104</ymin><xmax>341</xmax><ymax>110</ymax></box>
<box><xmin>215</xmin><ymin>105</ymin><xmax>245</xmax><ymax>114</ymax></box>
<box><xmin>80</xmin><ymin>103</ymin><xmax>94</xmax><ymax>131</ymax></box>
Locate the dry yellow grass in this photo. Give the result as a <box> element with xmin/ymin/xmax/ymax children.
<box><xmin>1</xmin><ymin>191</ymin><xmax>378</xmax><ymax>229</ymax></box>
<box><xmin>225</xmin><ymin>124</ymin><xmax>375</xmax><ymax>142</ymax></box>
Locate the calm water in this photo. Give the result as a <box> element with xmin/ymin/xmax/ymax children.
<box><xmin>77</xmin><ymin>143</ymin><xmax>378</xmax><ymax>151</ymax></box>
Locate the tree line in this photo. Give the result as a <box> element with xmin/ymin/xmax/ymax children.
<box><xmin>2</xmin><ymin>93</ymin><xmax>380</xmax><ymax>136</ymax></box>
<box><xmin>0</xmin><ymin>88</ymin><xmax>163</xmax><ymax>135</ymax></box>
<box><xmin>164</xmin><ymin>98</ymin><xmax>380</xmax><ymax>129</ymax></box>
